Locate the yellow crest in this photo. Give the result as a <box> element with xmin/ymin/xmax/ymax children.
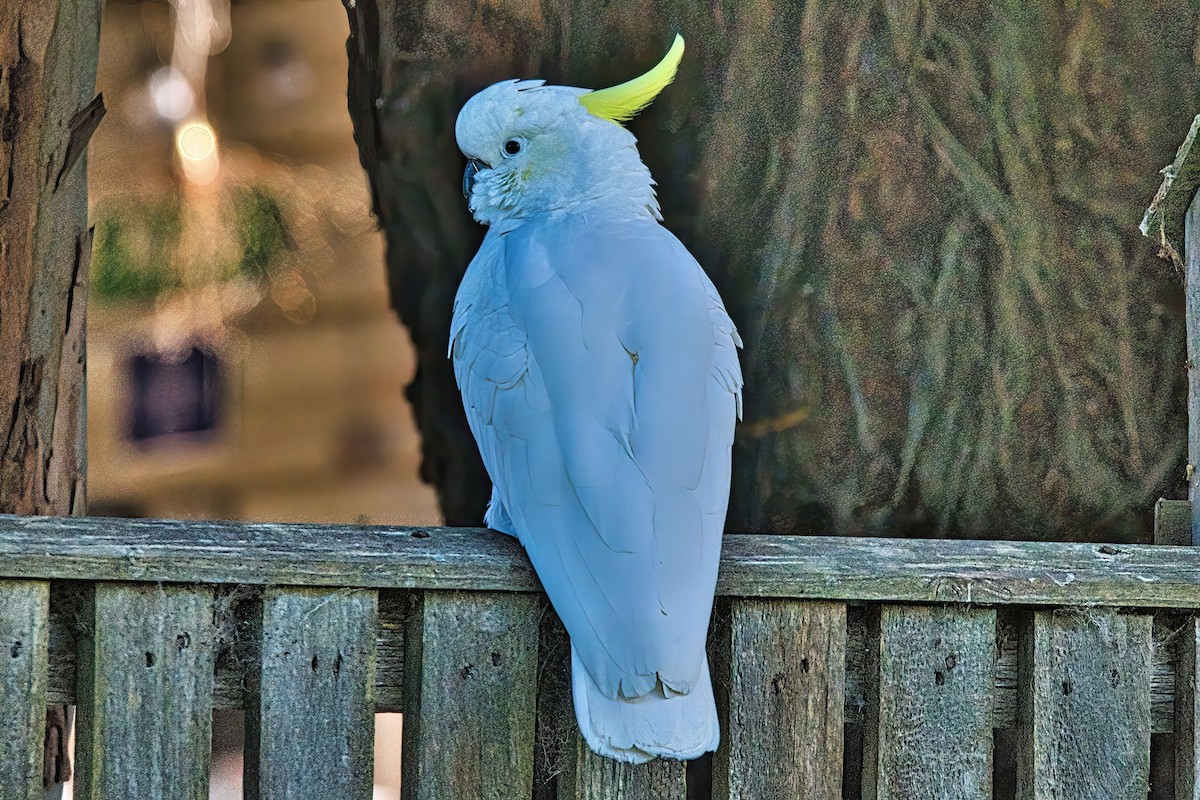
<box><xmin>579</xmin><ymin>35</ymin><xmax>684</xmax><ymax>123</ymax></box>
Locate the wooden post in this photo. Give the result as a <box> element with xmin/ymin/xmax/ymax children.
<box><xmin>245</xmin><ymin>587</ymin><xmax>378</xmax><ymax>800</ymax></box>
<box><xmin>1186</xmin><ymin>191</ymin><xmax>1200</xmax><ymax>545</ymax></box>
<box><xmin>74</xmin><ymin>584</ymin><xmax>218</xmax><ymax>799</ymax></box>
<box><xmin>712</xmin><ymin>599</ymin><xmax>846</xmax><ymax>798</ymax></box>
<box><xmin>0</xmin><ymin>1</ymin><xmax>104</xmax><ymax>795</ymax></box>
<box><xmin>1016</xmin><ymin>610</ymin><xmax>1153</xmax><ymax>799</ymax></box>
<box><xmin>868</xmin><ymin>605</ymin><xmax>996</xmax><ymax>798</ymax></box>
<box><xmin>401</xmin><ymin>590</ymin><xmax>539</xmax><ymax>800</ymax></box>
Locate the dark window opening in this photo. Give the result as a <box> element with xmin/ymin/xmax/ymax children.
<box><xmin>128</xmin><ymin>347</ymin><xmax>221</xmax><ymax>442</ymax></box>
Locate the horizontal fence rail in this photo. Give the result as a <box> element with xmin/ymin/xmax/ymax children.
<box><xmin>3</xmin><ymin>514</ymin><xmax>1200</xmax><ymax>799</ymax></box>
<box><xmin>3</xmin><ymin>515</ymin><xmax>1200</xmax><ymax>605</ymax></box>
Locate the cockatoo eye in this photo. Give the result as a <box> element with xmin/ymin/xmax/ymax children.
<box><xmin>503</xmin><ymin>139</ymin><xmax>523</xmax><ymax>156</ymax></box>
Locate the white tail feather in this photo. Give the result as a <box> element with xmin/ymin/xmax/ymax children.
<box><xmin>570</xmin><ymin>644</ymin><xmax>720</xmax><ymax>764</ymax></box>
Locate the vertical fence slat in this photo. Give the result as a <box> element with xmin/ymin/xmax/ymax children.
<box><xmin>537</xmin><ymin>606</ymin><xmax>688</xmax><ymax>800</ymax></box>
<box><xmin>1016</xmin><ymin>610</ymin><xmax>1152</xmax><ymax>800</ymax></box>
<box><xmin>870</xmin><ymin>605</ymin><xmax>996</xmax><ymax>799</ymax></box>
<box><xmin>564</xmin><ymin>746</ymin><xmax>686</xmax><ymax>800</ymax></box>
<box><xmin>1177</xmin><ymin>617</ymin><xmax>1200</xmax><ymax>799</ymax></box>
<box><xmin>402</xmin><ymin>590</ymin><xmax>538</xmax><ymax>800</ymax></box>
<box><xmin>0</xmin><ymin>580</ymin><xmax>49</xmax><ymax>800</ymax></box>
<box><xmin>74</xmin><ymin>583</ymin><xmax>216</xmax><ymax>800</ymax></box>
<box><xmin>245</xmin><ymin>586</ymin><xmax>377</xmax><ymax>800</ymax></box>
<box><xmin>712</xmin><ymin>599</ymin><xmax>846</xmax><ymax>798</ymax></box>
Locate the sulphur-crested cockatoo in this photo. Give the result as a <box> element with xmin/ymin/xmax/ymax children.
<box><xmin>451</xmin><ymin>35</ymin><xmax>742</xmax><ymax>764</ymax></box>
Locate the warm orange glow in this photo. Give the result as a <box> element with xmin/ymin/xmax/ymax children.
<box><xmin>176</xmin><ymin>121</ymin><xmax>217</xmax><ymax>161</ymax></box>
<box><xmin>175</xmin><ymin>121</ymin><xmax>220</xmax><ymax>184</ymax></box>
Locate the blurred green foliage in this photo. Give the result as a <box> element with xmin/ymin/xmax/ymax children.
<box><xmin>91</xmin><ymin>200</ymin><xmax>182</xmax><ymax>301</ymax></box>
<box><xmin>91</xmin><ymin>185</ymin><xmax>290</xmax><ymax>302</ymax></box>
<box><xmin>233</xmin><ymin>185</ymin><xmax>291</xmax><ymax>282</ymax></box>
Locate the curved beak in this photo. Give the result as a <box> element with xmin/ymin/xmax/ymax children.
<box><xmin>462</xmin><ymin>158</ymin><xmax>487</xmax><ymax>199</ymax></box>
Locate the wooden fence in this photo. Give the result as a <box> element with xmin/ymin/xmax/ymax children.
<box><xmin>1</xmin><ymin>514</ymin><xmax>1199</xmax><ymax>799</ymax></box>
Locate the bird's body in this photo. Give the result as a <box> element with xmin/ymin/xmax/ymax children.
<box><xmin>451</xmin><ymin>38</ymin><xmax>742</xmax><ymax>763</ymax></box>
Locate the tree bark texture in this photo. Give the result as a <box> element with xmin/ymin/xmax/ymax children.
<box><xmin>345</xmin><ymin>0</ymin><xmax>1192</xmax><ymax>541</ymax></box>
<box><xmin>1</xmin><ymin>0</ymin><xmax>103</xmax><ymax>790</ymax></box>
<box><xmin>1</xmin><ymin>1</ymin><xmax>101</xmax><ymax>516</ymax></box>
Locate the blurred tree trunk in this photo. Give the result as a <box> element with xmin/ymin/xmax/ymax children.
<box><xmin>1</xmin><ymin>0</ymin><xmax>103</xmax><ymax>792</ymax></box>
<box><xmin>345</xmin><ymin>0</ymin><xmax>1193</xmax><ymax>543</ymax></box>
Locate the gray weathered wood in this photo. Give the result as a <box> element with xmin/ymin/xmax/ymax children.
<box><xmin>73</xmin><ymin>583</ymin><xmax>216</xmax><ymax>800</ymax></box>
<box><xmin>565</xmin><ymin>747</ymin><xmax>687</xmax><ymax>800</ymax></box>
<box><xmin>402</xmin><ymin>590</ymin><xmax>538</xmax><ymax>800</ymax></box>
<box><xmin>1188</xmin><ymin>192</ymin><xmax>1200</xmax><ymax>546</ymax></box>
<box><xmin>376</xmin><ymin>589</ymin><xmax>406</xmax><ymax>713</ymax></box>
<box><xmin>1178</xmin><ymin>617</ymin><xmax>1200</xmax><ymax>800</ymax></box>
<box><xmin>870</xmin><ymin>605</ymin><xmax>995</xmax><ymax>799</ymax></box>
<box><xmin>6</xmin><ymin>516</ymin><xmax>1200</xmax><ymax>608</ymax></box>
<box><xmin>1155</xmin><ymin>498</ymin><xmax>1193</xmax><ymax>546</ymax></box>
<box><xmin>37</xmin><ymin>584</ymin><xmax>1184</xmax><ymax>735</ymax></box>
<box><xmin>245</xmin><ymin>587</ymin><xmax>377</xmax><ymax>800</ymax></box>
<box><xmin>0</xmin><ymin>581</ymin><xmax>50</xmax><ymax>800</ymax></box>
<box><xmin>712</xmin><ymin>599</ymin><xmax>845</xmax><ymax>798</ymax></box>
<box><xmin>1016</xmin><ymin>610</ymin><xmax>1152</xmax><ymax>800</ymax></box>
<box><xmin>1153</xmin><ymin>619</ymin><xmax>1177</xmax><ymax>736</ymax></box>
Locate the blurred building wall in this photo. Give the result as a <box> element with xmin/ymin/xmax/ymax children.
<box><xmin>87</xmin><ymin>0</ymin><xmax>440</xmax><ymax>527</ymax></box>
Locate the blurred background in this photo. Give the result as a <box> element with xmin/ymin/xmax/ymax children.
<box><xmin>80</xmin><ymin>0</ymin><xmax>1200</xmax><ymax>796</ymax></box>
<box><xmin>350</xmin><ymin>0</ymin><xmax>1199</xmax><ymax>546</ymax></box>
<box><xmin>85</xmin><ymin>0</ymin><xmax>431</xmax><ymax>795</ymax></box>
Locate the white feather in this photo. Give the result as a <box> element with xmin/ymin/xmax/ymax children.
<box><xmin>451</xmin><ymin>79</ymin><xmax>742</xmax><ymax>763</ymax></box>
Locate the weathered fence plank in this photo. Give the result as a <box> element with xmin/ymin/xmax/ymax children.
<box><xmin>245</xmin><ymin>587</ymin><xmax>377</xmax><ymax>800</ymax></box>
<box><xmin>74</xmin><ymin>583</ymin><xmax>216</xmax><ymax>800</ymax></box>
<box><xmin>402</xmin><ymin>590</ymin><xmax>538</xmax><ymax>800</ymax></box>
<box><xmin>563</xmin><ymin>747</ymin><xmax>687</xmax><ymax>800</ymax></box>
<box><xmin>36</xmin><ymin>579</ymin><xmax>1187</xmax><ymax>738</ymax></box>
<box><xmin>1016</xmin><ymin>610</ymin><xmax>1153</xmax><ymax>799</ymax></box>
<box><xmin>0</xmin><ymin>581</ymin><xmax>50</xmax><ymax>800</ymax></box>
<box><xmin>712</xmin><ymin>599</ymin><xmax>845</xmax><ymax>798</ymax></box>
<box><xmin>5</xmin><ymin>516</ymin><xmax>1200</xmax><ymax>608</ymax></box>
<box><xmin>1155</xmin><ymin>498</ymin><xmax>1193</xmax><ymax>546</ymax></box>
<box><xmin>377</xmin><ymin>589</ymin><xmax>406</xmax><ymax>711</ymax></box>
<box><xmin>1177</xmin><ymin>617</ymin><xmax>1200</xmax><ymax>800</ymax></box>
<box><xmin>1188</xmin><ymin>192</ymin><xmax>1200</xmax><ymax>545</ymax></box>
<box><xmin>868</xmin><ymin>605</ymin><xmax>996</xmax><ymax>799</ymax></box>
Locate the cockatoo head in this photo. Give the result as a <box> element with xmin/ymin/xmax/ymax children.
<box><xmin>455</xmin><ymin>36</ymin><xmax>684</xmax><ymax>227</ymax></box>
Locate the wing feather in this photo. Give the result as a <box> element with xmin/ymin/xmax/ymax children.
<box><xmin>451</xmin><ymin>214</ymin><xmax>742</xmax><ymax>700</ymax></box>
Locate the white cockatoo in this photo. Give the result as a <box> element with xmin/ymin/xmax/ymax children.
<box><xmin>450</xmin><ymin>35</ymin><xmax>743</xmax><ymax>764</ymax></box>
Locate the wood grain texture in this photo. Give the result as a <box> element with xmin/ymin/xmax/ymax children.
<box><xmin>245</xmin><ymin>587</ymin><xmax>377</xmax><ymax>800</ymax></box>
<box><xmin>73</xmin><ymin>583</ymin><xmax>216</xmax><ymax>800</ymax></box>
<box><xmin>2</xmin><ymin>5</ymin><xmax>103</xmax><ymax>792</ymax></box>
<box><xmin>871</xmin><ymin>605</ymin><xmax>996</xmax><ymax>799</ymax></box>
<box><xmin>712</xmin><ymin>599</ymin><xmax>845</xmax><ymax>799</ymax></box>
<box><xmin>0</xmin><ymin>581</ymin><xmax>49</xmax><ymax>800</ymax></box>
<box><xmin>1154</xmin><ymin>498</ymin><xmax>1192</xmax><ymax>546</ymax></box>
<box><xmin>1177</xmin><ymin>617</ymin><xmax>1200</xmax><ymax>800</ymax></box>
<box><xmin>564</xmin><ymin>747</ymin><xmax>686</xmax><ymax>800</ymax></box>
<box><xmin>0</xmin><ymin>1</ymin><xmax>100</xmax><ymax>519</ymax></box>
<box><xmin>1016</xmin><ymin>610</ymin><xmax>1152</xmax><ymax>800</ymax></box>
<box><xmin>38</xmin><ymin>582</ymin><xmax>1185</xmax><ymax>737</ymax></box>
<box><xmin>5</xmin><ymin>517</ymin><xmax>1200</xmax><ymax>608</ymax></box>
<box><xmin>1187</xmin><ymin>193</ymin><xmax>1200</xmax><ymax>546</ymax></box>
<box><xmin>402</xmin><ymin>590</ymin><xmax>538</xmax><ymax>800</ymax></box>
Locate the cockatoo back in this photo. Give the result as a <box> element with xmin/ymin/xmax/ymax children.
<box><xmin>449</xmin><ymin>36</ymin><xmax>743</xmax><ymax>764</ymax></box>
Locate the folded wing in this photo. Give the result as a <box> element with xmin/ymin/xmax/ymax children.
<box><xmin>451</xmin><ymin>214</ymin><xmax>742</xmax><ymax>699</ymax></box>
